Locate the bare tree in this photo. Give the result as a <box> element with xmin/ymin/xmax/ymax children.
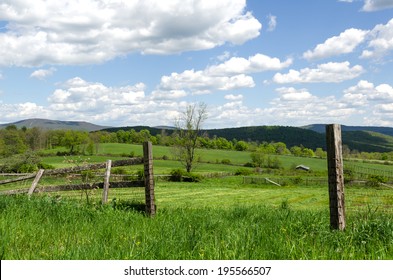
<box><xmin>174</xmin><ymin>102</ymin><xmax>208</xmax><ymax>173</ymax></box>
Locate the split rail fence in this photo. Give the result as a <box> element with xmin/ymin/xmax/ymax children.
<box><xmin>0</xmin><ymin>141</ymin><xmax>156</xmax><ymax>216</ymax></box>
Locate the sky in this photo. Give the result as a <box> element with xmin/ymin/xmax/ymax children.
<box><xmin>0</xmin><ymin>0</ymin><xmax>393</xmax><ymax>129</ymax></box>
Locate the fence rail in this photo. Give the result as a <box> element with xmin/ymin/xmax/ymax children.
<box><xmin>0</xmin><ymin>142</ymin><xmax>156</xmax><ymax>216</ymax></box>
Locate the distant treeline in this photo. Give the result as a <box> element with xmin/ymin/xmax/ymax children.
<box><xmin>1</xmin><ymin>125</ymin><xmax>393</xmax><ymax>162</ymax></box>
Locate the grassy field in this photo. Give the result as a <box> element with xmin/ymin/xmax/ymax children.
<box><xmin>1</xmin><ymin>143</ymin><xmax>393</xmax><ymax>260</ymax></box>
<box><xmin>1</xmin><ymin>194</ymin><xmax>392</xmax><ymax>260</ymax></box>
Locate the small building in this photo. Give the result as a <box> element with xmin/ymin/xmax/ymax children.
<box><xmin>296</xmin><ymin>165</ymin><xmax>310</xmax><ymax>171</ymax></box>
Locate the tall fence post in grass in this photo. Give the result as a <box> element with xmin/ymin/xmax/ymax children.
<box><xmin>143</xmin><ymin>141</ymin><xmax>156</xmax><ymax>216</ymax></box>
<box><xmin>326</xmin><ymin>124</ymin><xmax>346</xmax><ymax>230</ymax></box>
<box><xmin>102</xmin><ymin>160</ymin><xmax>112</xmax><ymax>204</ymax></box>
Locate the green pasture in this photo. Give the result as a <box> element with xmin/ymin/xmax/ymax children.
<box><xmin>1</xmin><ymin>143</ymin><xmax>393</xmax><ymax>260</ymax></box>
<box><xmin>1</xmin><ymin>193</ymin><xmax>392</xmax><ymax>260</ymax></box>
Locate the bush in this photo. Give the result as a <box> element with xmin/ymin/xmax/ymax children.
<box><xmin>170</xmin><ymin>169</ymin><xmax>186</xmax><ymax>182</ymax></box>
<box><xmin>234</xmin><ymin>168</ymin><xmax>254</xmax><ymax>176</ymax></box>
<box><xmin>366</xmin><ymin>175</ymin><xmax>388</xmax><ymax>187</ymax></box>
<box><xmin>221</xmin><ymin>159</ymin><xmax>231</xmax><ymax>165</ymax></box>
<box><xmin>169</xmin><ymin>169</ymin><xmax>202</xmax><ymax>182</ymax></box>
<box><xmin>183</xmin><ymin>173</ymin><xmax>203</xmax><ymax>182</ymax></box>
<box><xmin>0</xmin><ymin>152</ymin><xmax>42</xmax><ymax>173</ymax></box>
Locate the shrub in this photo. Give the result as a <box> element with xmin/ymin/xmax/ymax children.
<box><xmin>169</xmin><ymin>169</ymin><xmax>202</xmax><ymax>182</ymax></box>
<box><xmin>234</xmin><ymin>168</ymin><xmax>254</xmax><ymax>176</ymax></box>
<box><xmin>183</xmin><ymin>173</ymin><xmax>203</xmax><ymax>182</ymax></box>
<box><xmin>221</xmin><ymin>159</ymin><xmax>231</xmax><ymax>165</ymax></box>
<box><xmin>170</xmin><ymin>168</ymin><xmax>186</xmax><ymax>182</ymax></box>
<box><xmin>366</xmin><ymin>175</ymin><xmax>388</xmax><ymax>187</ymax></box>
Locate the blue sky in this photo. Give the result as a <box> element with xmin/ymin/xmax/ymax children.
<box><xmin>0</xmin><ymin>0</ymin><xmax>393</xmax><ymax>128</ymax></box>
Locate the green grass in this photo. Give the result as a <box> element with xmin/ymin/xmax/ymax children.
<box><xmin>1</xmin><ymin>143</ymin><xmax>393</xmax><ymax>260</ymax></box>
<box><xmin>1</xmin><ymin>194</ymin><xmax>392</xmax><ymax>260</ymax></box>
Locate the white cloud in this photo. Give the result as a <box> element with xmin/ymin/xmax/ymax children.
<box><xmin>208</xmin><ymin>87</ymin><xmax>359</xmax><ymax>128</ymax></box>
<box><xmin>362</xmin><ymin>0</ymin><xmax>393</xmax><ymax>11</ymax></box>
<box><xmin>156</xmin><ymin>53</ymin><xmax>291</xmax><ymax>95</ymax></box>
<box><xmin>341</xmin><ymin>80</ymin><xmax>393</xmax><ymax>125</ymax></box>
<box><xmin>30</xmin><ymin>67</ymin><xmax>57</xmax><ymax>80</ymax></box>
<box><xmin>159</xmin><ymin>70</ymin><xmax>255</xmax><ymax>94</ymax></box>
<box><xmin>303</xmin><ymin>28</ymin><xmax>368</xmax><ymax>60</ymax></box>
<box><xmin>150</xmin><ymin>90</ymin><xmax>188</xmax><ymax>100</ymax></box>
<box><xmin>224</xmin><ymin>94</ymin><xmax>243</xmax><ymax>101</ymax></box>
<box><xmin>343</xmin><ymin>80</ymin><xmax>393</xmax><ymax>102</ymax></box>
<box><xmin>0</xmin><ymin>0</ymin><xmax>261</xmax><ymax>67</ymax></box>
<box><xmin>48</xmin><ymin>77</ymin><xmax>146</xmax><ymax>113</ymax></box>
<box><xmin>267</xmin><ymin>14</ymin><xmax>277</xmax><ymax>32</ymax></box>
<box><xmin>275</xmin><ymin>87</ymin><xmax>313</xmax><ymax>101</ymax></box>
<box><xmin>207</xmin><ymin>53</ymin><xmax>292</xmax><ymax>76</ymax></box>
<box><xmin>273</xmin><ymin>61</ymin><xmax>364</xmax><ymax>84</ymax></box>
<box><xmin>0</xmin><ymin>102</ymin><xmax>50</xmax><ymax>122</ymax></box>
<box><xmin>361</xmin><ymin>18</ymin><xmax>393</xmax><ymax>59</ymax></box>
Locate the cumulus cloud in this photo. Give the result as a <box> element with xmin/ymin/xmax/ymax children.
<box><xmin>156</xmin><ymin>53</ymin><xmax>291</xmax><ymax>95</ymax></box>
<box><xmin>0</xmin><ymin>102</ymin><xmax>50</xmax><ymax>122</ymax></box>
<box><xmin>206</xmin><ymin>87</ymin><xmax>359</xmax><ymax>127</ymax></box>
<box><xmin>38</xmin><ymin>77</ymin><xmax>189</xmax><ymax>126</ymax></box>
<box><xmin>207</xmin><ymin>53</ymin><xmax>292</xmax><ymax>76</ymax></box>
<box><xmin>275</xmin><ymin>87</ymin><xmax>313</xmax><ymax>101</ymax></box>
<box><xmin>0</xmin><ymin>0</ymin><xmax>261</xmax><ymax>67</ymax></box>
<box><xmin>48</xmin><ymin>77</ymin><xmax>146</xmax><ymax>112</ymax></box>
<box><xmin>361</xmin><ymin>18</ymin><xmax>393</xmax><ymax>59</ymax></box>
<box><xmin>30</xmin><ymin>67</ymin><xmax>57</xmax><ymax>80</ymax></box>
<box><xmin>343</xmin><ymin>80</ymin><xmax>393</xmax><ymax>102</ymax></box>
<box><xmin>159</xmin><ymin>70</ymin><xmax>255</xmax><ymax>94</ymax></box>
<box><xmin>303</xmin><ymin>28</ymin><xmax>368</xmax><ymax>60</ymax></box>
<box><xmin>273</xmin><ymin>61</ymin><xmax>364</xmax><ymax>84</ymax></box>
<box><xmin>362</xmin><ymin>0</ymin><xmax>393</xmax><ymax>11</ymax></box>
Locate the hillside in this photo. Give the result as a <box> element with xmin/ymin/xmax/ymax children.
<box><xmin>0</xmin><ymin>118</ymin><xmax>111</xmax><ymax>132</ymax></box>
<box><xmin>1</xmin><ymin>119</ymin><xmax>392</xmax><ymax>152</ymax></box>
<box><xmin>103</xmin><ymin>125</ymin><xmax>393</xmax><ymax>152</ymax></box>
<box><xmin>303</xmin><ymin>124</ymin><xmax>393</xmax><ymax>137</ymax></box>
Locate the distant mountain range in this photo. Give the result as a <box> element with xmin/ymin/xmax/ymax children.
<box><xmin>1</xmin><ymin>119</ymin><xmax>393</xmax><ymax>153</ymax></box>
<box><xmin>0</xmin><ymin>118</ymin><xmax>110</xmax><ymax>132</ymax></box>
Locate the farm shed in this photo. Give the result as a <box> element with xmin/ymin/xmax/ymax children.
<box><xmin>296</xmin><ymin>165</ymin><xmax>310</xmax><ymax>171</ymax></box>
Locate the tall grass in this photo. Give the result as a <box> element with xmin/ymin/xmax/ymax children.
<box><xmin>1</xmin><ymin>195</ymin><xmax>392</xmax><ymax>260</ymax></box>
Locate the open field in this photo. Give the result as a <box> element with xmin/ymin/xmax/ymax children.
<box><xmin>1</xmin><ymin>193</ymin><xmax>392</xmax><ymax>260</ymax></box>
<box><xmin>1</xmin><ymin>143</ymin><xmax>393</xmax><ymax>260</ymax></box>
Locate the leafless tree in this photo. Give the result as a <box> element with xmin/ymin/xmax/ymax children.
<box><xmin>174</xmin><ymin>102</ymin><xmax>208</xmax><ymax>173</ymax></box>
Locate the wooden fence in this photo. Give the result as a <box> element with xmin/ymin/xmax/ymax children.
<box><xmin>0</xmin><ymin>141</ymin><xmax>156</xmax><ymax>216</ymax></box>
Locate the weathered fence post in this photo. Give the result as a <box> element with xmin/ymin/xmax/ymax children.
<box><xmin>143</xmin><ymin>141</ymin><xmax>156</xmax><ymax>216</ymax></box>
<box><xmin>326</xmin><ymin>124</ymin><xmax>346</xmax><ymax>230</ymax></box>
<box><xmin>102</xmin><ymin>160</ymin><xmax>112</xmax><ymax>204</ymax></box>
<box><xmin>28</xmin><ymin>169</ymin><xmax>45</xmax><ymax>198</ymax></box>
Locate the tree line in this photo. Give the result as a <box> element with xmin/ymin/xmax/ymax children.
<box><xmin>1</xmin><ymin>124</ymin><xmax>393</xmax><ymax>162</ymax></box>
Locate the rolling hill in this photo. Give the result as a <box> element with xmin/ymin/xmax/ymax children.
<box><xmin>303</xmin><ymin>124</ymin><xmax>393</xmax><ymax>137</ymax></box>
<box><xmin>1</xmin><ymin>119</ymin><xmax>393</xmax><ymax>152</ymax></box>
<box><xmin>0</xmin><ymin>118</ymin><xmax>111</xmax><ymax>132</ymax></box>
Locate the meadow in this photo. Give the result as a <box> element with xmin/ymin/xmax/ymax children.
<box><xmin>1</xmin><ymin>143</ymin><xmax>393</xmax><ymax>260</ymax></box>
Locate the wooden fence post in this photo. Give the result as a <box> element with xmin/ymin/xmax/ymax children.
<box><xmin>102</xmin><ymin>160</ymin><xmax>112</xmax><ymax>204</ymax></box>
<box><xmin>326</xmin><ymin>124</ymin><xmax>346</xmax><ymax>230</ymax></box>
<box><xmin>143</xmin><ymin>141</ymin><xmax>156</xmax><ymax>216</ymax></box>
<box><xmin>28</xmin><ymin>169</ymin><xmax>44</xmax><ymax>197</ymax></box>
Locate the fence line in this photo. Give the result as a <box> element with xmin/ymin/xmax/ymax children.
<box><xmin>346</xmin><ymin>163</ymin><xmax>393</xmax><ymax>181</ymax></box>
<box><xmin>0</xmin><ymin>142</ymin><xmax>156</xmax><ymax>216</ymax></box>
